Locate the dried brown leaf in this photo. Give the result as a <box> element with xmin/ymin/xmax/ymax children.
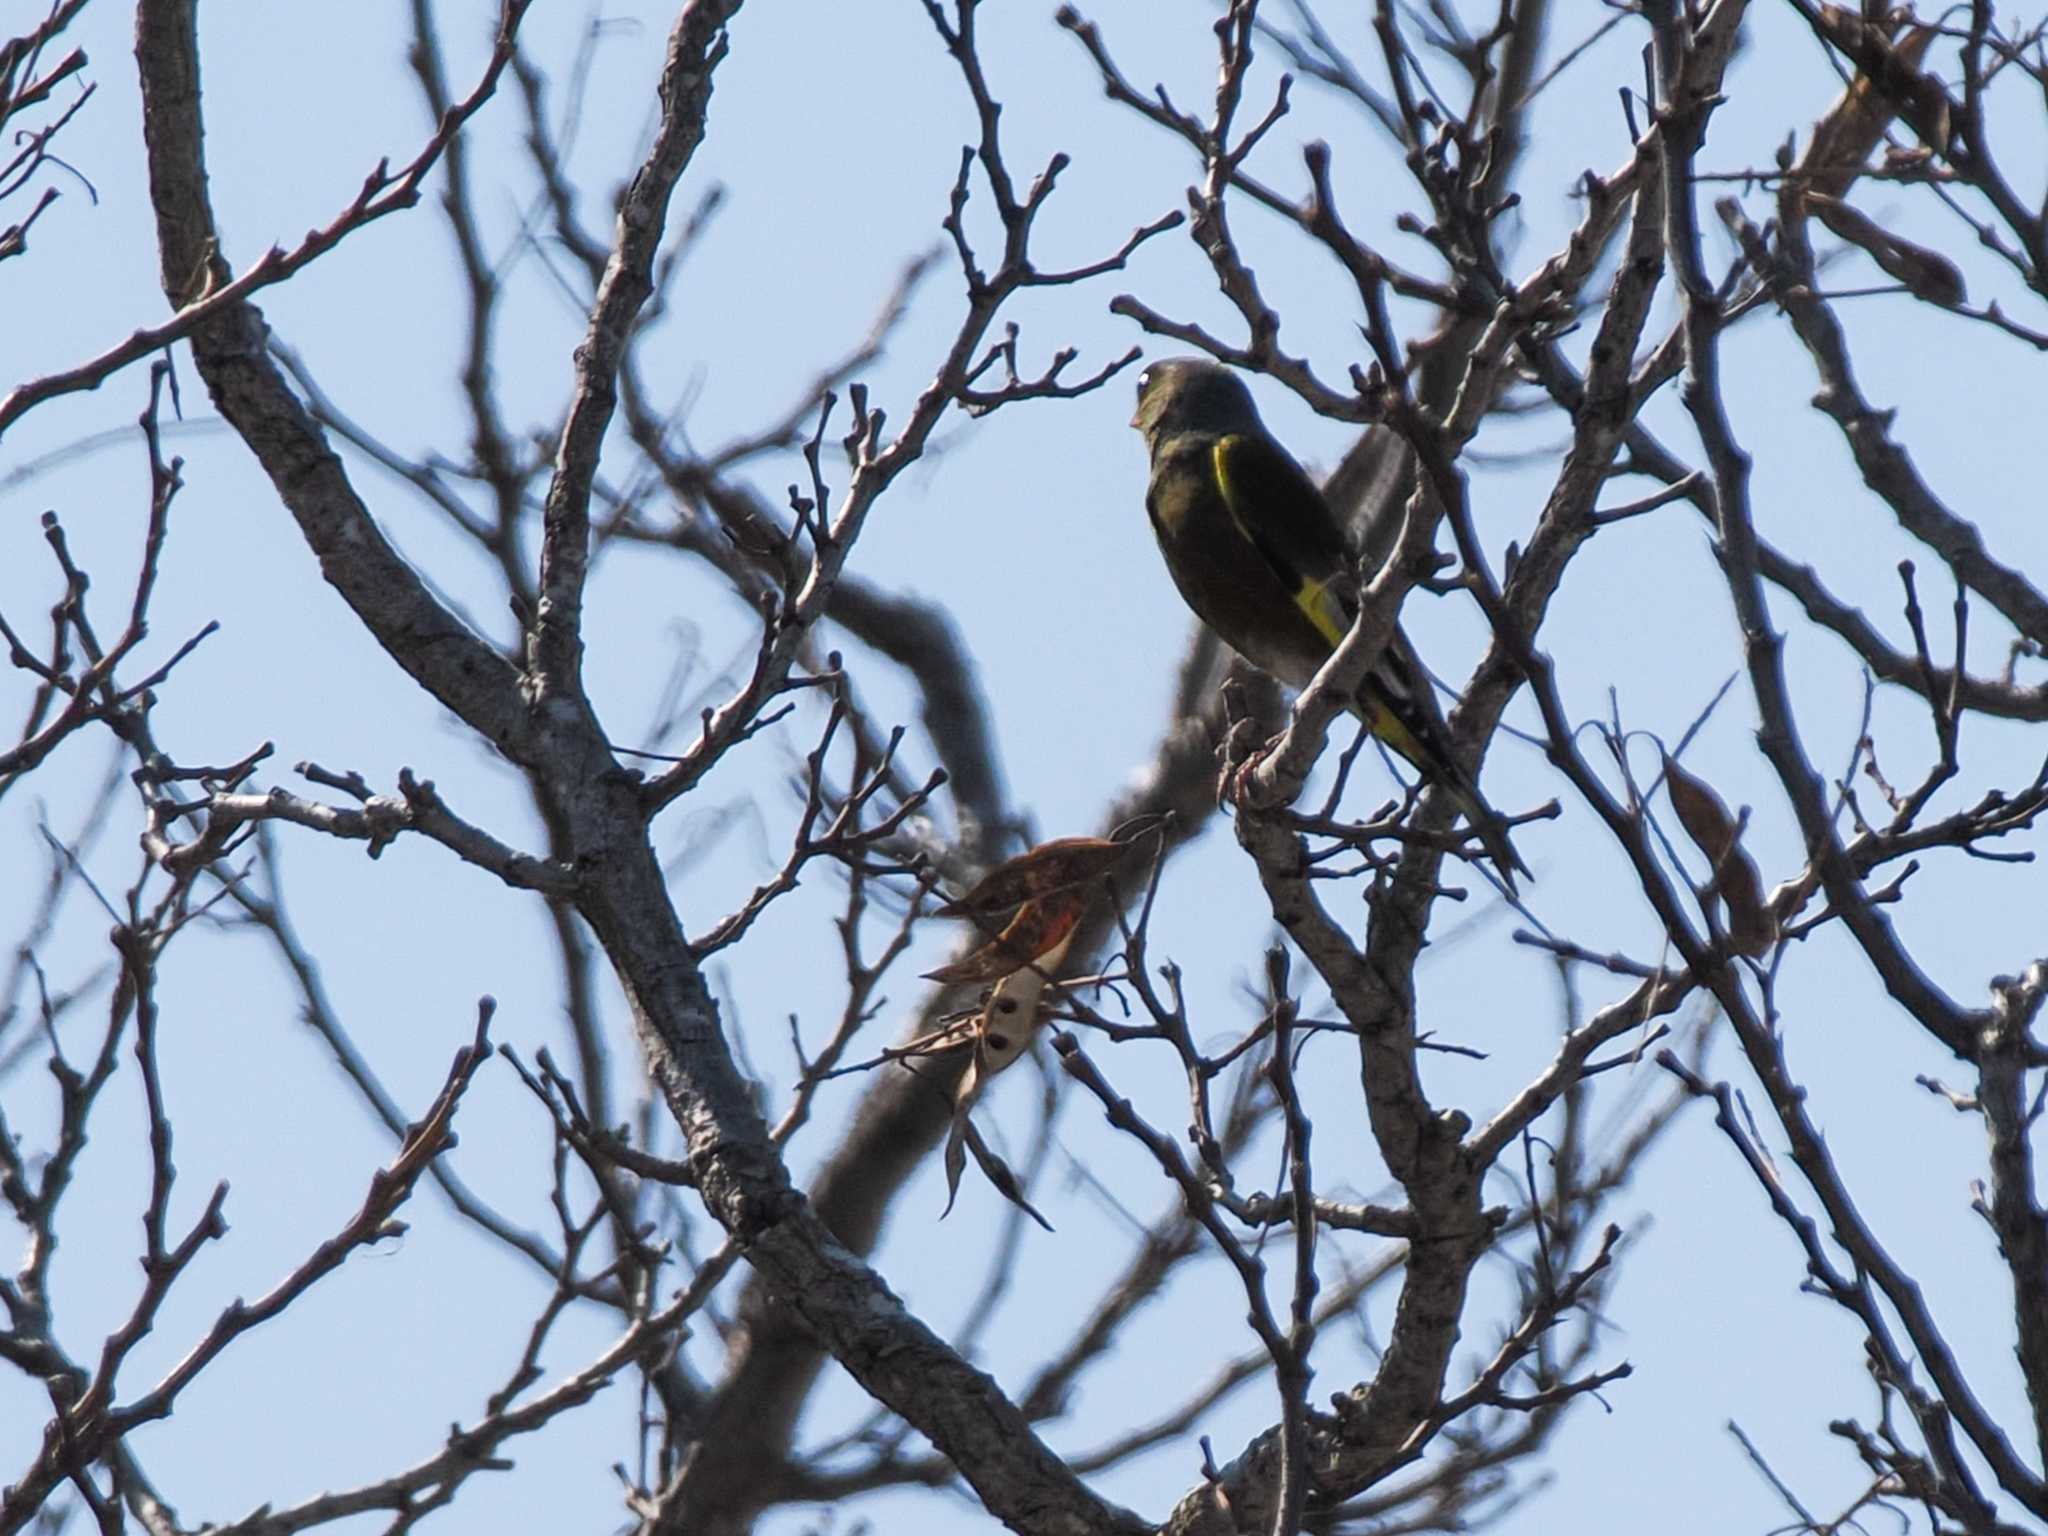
<box><xmin>1803</xmin><ymin>18</ymin><xmax>1936</xmax><ymax>196</ymax></box>
<box><xmin>922</xmin><ymin>888</ymin><xmax>1087</xmax><ymax>984</ymax></box>
<box><xmin>1721</xmin><ymin>859</ymin><xmax>1778</xmax><ymax>959</ymax></box>
<box><xmin>1808</xmin><ymin>192</ymin><xmax>1965</xmax><ymax>304</ymax></box>
<box><xmin>975</xmin><ymin>1000</ymin><xmax>1037</xmax><ymax>1078</ymax></box>
<box><xmin>933</xmin><ymin>834</ymin><xmax>1132</xmax><ymax>918</ymax></box>
<box><xmin>1665</xmin><ymin>755</ymin><xmax>1738</xmax><ymax>863</ymax></box>
<box><xmin>939</xmin><ymin>1050</ymin><xmax>1054</xmax><ymax>1231</ymax></box>
<box><xmin>960</xmin><ymin>1116</ymin><xmax>1053</xmax><ymax>1232</ymax></box>
<box><xmin>1813</xmin><ymin>12</ymin><xmax>1949</xmax><ymax>164</ymax></box>
<box><xmin>1664</xmin><ymin>755</ymin><xmax>1777</xmax><ymax>957</ymax></box>
<box><xmin>945</xmin><ymin>929</ymin><xmax>1076</xmax><ymax>1115</ymax></box>
<box><xmin>939</xmin><ymin>1044</ymin><xmax>986</xmax><ymax>1221</ymax></box>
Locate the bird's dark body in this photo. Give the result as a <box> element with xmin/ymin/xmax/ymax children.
<box><xmin>1144</xmin><ymin>435</ymin><xmax>1332</xmax><ymax>691</ymax></box>
<box><xmin>1128</xmin><ymin>356</ymin><xmax>1532</xmax><ymax>885</ymax></box>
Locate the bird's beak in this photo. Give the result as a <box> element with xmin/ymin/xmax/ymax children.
<box><xmin>1128</xmin><ymin>407</ymin><xmax>1142</xmax><ymax>429</ymax></box>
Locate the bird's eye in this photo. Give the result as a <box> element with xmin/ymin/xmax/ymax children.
<box><xmin>1135</xmin><ymin>369</ymin><xmax>1151</xmax><ymax>401</ymax></box>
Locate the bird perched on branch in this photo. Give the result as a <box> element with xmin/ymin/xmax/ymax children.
<box><xmin>1130</xmin><ymin>357</ymin><xmax>1530</xmax><ymax>887</ymax></box>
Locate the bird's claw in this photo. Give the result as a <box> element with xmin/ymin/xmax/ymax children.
<box><xmin>1218</xmin><ymin>732</ymin><xmax>1282</xmax><ymax>811</ymax></box>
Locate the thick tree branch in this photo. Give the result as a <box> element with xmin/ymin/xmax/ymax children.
<box><xmin>134</xmin><ymin>0</ymin><xmax>532</xmax><ymax>760</ymax></box>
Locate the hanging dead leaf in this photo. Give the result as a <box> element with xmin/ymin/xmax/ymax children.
<box><xmin>972</xmin><ymin>984</ymin><xmax>1040</xmax><ymax>1078</ymax></box>
<box><xmin>963</xmin><ymin>1117</ymin><xmax>1053</xmax><ymax>1230</ymax></box>
<box><xmin>1802</xmin><ymin>20</ymin><xmax>1937</xmax><ymax>196</ymax></box>
<box><xmin>937</xmin><ymin>930</ymin><xmax>1076</xmax><ymax>1118</ymax></box>
<box><xmin>940</xmin><ymin>1054</ymin><xmax>980</xmax><ymax>1219</ymax></box>
<box><xmin>1818</xmin><ymin>10</ymin><xmax>1950</xmax><ymax>160</ymax></box>
<box><xmin>934</xmin><ymin>834</ymin><xmax>1133</xmax><ymax>919</ymax></box>
<box><xmin>1664</xmin><ymin>755</ymin><xmax>1777</xmax><ymax>958</ymax></box>
<box><xmin>970</xmin><ymin>928</ymin><xmax>1074</xmax><ymax>1079</ymax></box>
<box><xmin>1808</xmin><ymin>191</ymin><xmax>1965</xmax><ymax>306</ymax></box>
<box><xmin>936</xmin><ymin>928</ymin><xmax>1074</xmax><ymax>1229</ymax></box>
<box><xmin>941</xmin><ymin>1110</ymin><xmax>1053</xmax><ymax>1231</ymax></box>
<box><xmin>1720</xmin><ymin>858</ymin><xmax>1777</xmax><ymax>960</ymax></box>
<box><xmin>1666</xmin><ymin>756</ymin><xmax>1734</xmax><ymax>860</ymax></box>
<box><xmin>922</xmin><ymin>886</ymin><xmax>1088</xmax><ymax>984</ymax></box>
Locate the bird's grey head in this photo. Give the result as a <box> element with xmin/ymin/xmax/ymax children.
<box><xmin>1129</xmin><ymin>358</ymin><xmax>1263</xmax><ymax>445</ymax></box>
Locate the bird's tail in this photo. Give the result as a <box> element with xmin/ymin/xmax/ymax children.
<box><xmin>1442</xmin><ymin>774</ymin><xmax>1532</xmax><ymax>892</ymax></box>
<box><xmin>1358</xmin><ymin>689</ymin><xmax>1531</xmax><ymax>891</ymax></box>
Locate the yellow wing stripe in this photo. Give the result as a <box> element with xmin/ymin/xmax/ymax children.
<box><xmin>1213</xmin><ymin>437</ymin><xmax>1353</xmax><ymax>650</ymax></box>
<box><xmin>1292</xmin><ymin>575</ymin><xmax>1348</xmax><ymax>649</ymax></box>
<box><xmin>1211</xmin><ymin>437</ymin><xmax>1249</xmax><ymax>535</ymax></box>
<box><xmin>1366</xmin><ymin>695</ymin><xmax>1427</xmax><ymax>772</ymax></box>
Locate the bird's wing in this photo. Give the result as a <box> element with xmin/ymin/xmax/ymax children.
<box><xmin>1208</xmin><ymin>432</ymin><xmax>1529</xmax><ymax>883</ymax></box>
<box><xmin>1214</xmin><ymin>434</ymin><xmax>1445</xmax><ymax>778</ymax></box>
<box><xmin>1211</xmin><ymin>432</ymin><xmax>1357</xmax><ymax>650</ymax></box>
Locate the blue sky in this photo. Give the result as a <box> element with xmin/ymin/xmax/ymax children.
<box><xmin>5</xmin><ymin>3</ymin><xmax>2046</xmax><ymax>1533</ymax></box>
